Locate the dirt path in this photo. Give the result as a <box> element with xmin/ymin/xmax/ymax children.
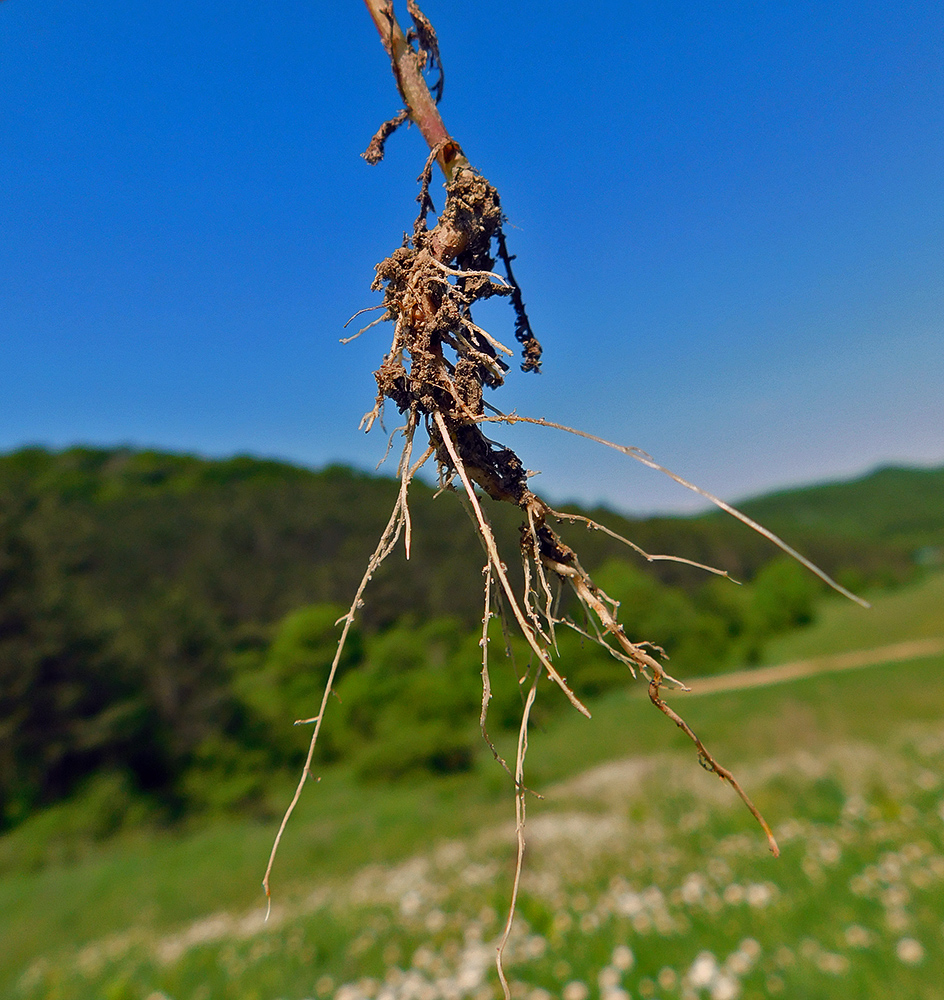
<box><xmin>680</xmin><ymin>637</ymin><xmax>944</xmax><ymax>698</ymax></box>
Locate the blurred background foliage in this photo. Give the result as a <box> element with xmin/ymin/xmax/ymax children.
<box><xmin>1</xmin><ymin>445</ymin><xmax>941</xmax><ymax>838</ymax></box>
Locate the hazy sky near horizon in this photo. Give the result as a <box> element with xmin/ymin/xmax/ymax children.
<box><xmin>2</xmin><ymin>1</ymin><xmax>942</xmax><ymax>513</ymax></box>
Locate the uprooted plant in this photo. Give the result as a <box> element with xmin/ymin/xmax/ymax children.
<box><xmin>264</xmin><ymin>2</ymin><xmax>869</xmax><ymax>993</ymax></box>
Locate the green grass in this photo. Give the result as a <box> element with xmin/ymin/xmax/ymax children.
<box><xmin>4</xmin><ymin>576</ymin><xmax>944</xmax><ymax>998</ymax></box>
<box><xmin>0</xmin><ymin>765</ymin><xmax>517</xmax><ymax>992</ymax></box>
<box><xmin>11</xmin><ymin>651</ymin><xmax>944</xmax><ymax>1000</ymax></box>
<box><xmin>762</xmin><ymin>570</ymin><xmax>944</xmax><ymax>662</ymax></box>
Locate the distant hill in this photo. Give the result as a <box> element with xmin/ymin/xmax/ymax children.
<box><xmin>570</xmin><ymin>462</ymin><xmax>944</xmax><ymax>593</ymax></box>
<box><xmin>733</xmin><ymin>464</ymin><xmax>944</xmax><ymax>556</ymax></box>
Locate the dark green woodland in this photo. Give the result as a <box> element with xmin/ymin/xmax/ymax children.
<box><xmin>1</xmin><ymin>445</ymin><xmax>941</xmax><ymax>832</ymax></box>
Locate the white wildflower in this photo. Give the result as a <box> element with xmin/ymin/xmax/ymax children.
<box><xmin>896</xmin><ymin>937</ymin><xmax>925</xmax><ymax>965</ymax></box>
<box><xmin>598</xmin><ymin>966</ymin><xmax>621</xmax><ymax>990</ymax></box>
<box><xmin>612</xmin><ymin>944</ymin><xmax>635</xmax><ymax>971</ymax></box>
<box><xmin>562</xmin><ymin>981</ymin><xmax>590</xmax><ymax>1000</ymax></box>
<box><xmin>710</xmin><ymin>973</ymin><xmax>740</xmax><ymax>1000</ymax></box>
<box><xmin>689</xmin><ymin>951</ymin><xmax>719</xmax><ymax>989</ymax></box>
<box><xmin>844</xmin><ymin>924</ymin><xmax>871</xmax><ymax>948</ymax></box>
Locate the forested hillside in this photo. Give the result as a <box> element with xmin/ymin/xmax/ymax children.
<box><xmin>1</xmin><ymin>446</ymin><xmax>940</xmax><ymax>832</ymax></box>
<box><xmin>735</xmin><ymin>465</ymin><xmax>944</xmax><ymax>575</ymax></box>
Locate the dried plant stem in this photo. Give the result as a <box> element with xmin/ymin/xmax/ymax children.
<box><xmin>271</xmin><ymin>6</ymin><xmax>866</xmax><ymax>985</ymax></box>
<box><xmin>362</xmin><ymin>0</ymin><xmax>466</xmax><ymax>181</ymax></box>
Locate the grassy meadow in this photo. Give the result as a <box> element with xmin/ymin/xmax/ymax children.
<box><xmin>3</xmin><ymin>573</ymin><xmax>944</xmax><ymax>999</ymax></box>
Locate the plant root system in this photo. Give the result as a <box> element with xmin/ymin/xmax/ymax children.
<box><xmin>265</xmin><ymin>4</ymin><xmax>867</xmax><ymax>995</ymax></box>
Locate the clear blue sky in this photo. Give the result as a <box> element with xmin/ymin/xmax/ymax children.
<box><xmin>2</xmin><ymin>1</ymin><xmax>942</xmax><ymax>513</ymax></box>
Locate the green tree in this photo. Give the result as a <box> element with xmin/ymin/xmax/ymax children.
<box><xmin>332</xmin><ymin>617</ymin><xmax>482</xmax><ymax>779</ymax></box>
<box><xmin>233</xmin><ymin>603</ymin><xmax>363</xmax><ymax>765</ymax></box>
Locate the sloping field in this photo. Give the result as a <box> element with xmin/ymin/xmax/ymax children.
<box><xmin>4</xmin><ymin>576</ymin><xmax>944</xmax><ymax>999</ymax></box>
<box><xmin>762</xmin><ymin>570</ymin><xmax>944</xmax><ymax>661</ymax></box>
<box><xmin>15</xmin><ymin>713</ymin><xmax>944</xmax><ymax>1000</ymax></box>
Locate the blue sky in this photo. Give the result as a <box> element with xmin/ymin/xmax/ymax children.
<box><xmin>2</xmin><ymin>1</ymin><xmax>942</xmax><ymax>513</ymax></box>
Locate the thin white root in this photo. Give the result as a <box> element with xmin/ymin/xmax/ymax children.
<box><xmin>558</xmin><ymin>561</ymin><xmax>689</xmax><ymax>691</ymax></box>
<box><xmin>525</xmin><ymin>505</ymin><xmax>560</xmax><ymax>649</ymax></box>
<box><xmin>496</xmin><ymin>674</ymin><xmax>539</xmax><ymax>1000</ymax></box>
<box><xmin>340</xmin><ymin>311</ymin><xmax>390</xmax><ymax>344</ymax></box>
<box><xmin>376</xmin><ymin>423</ymin><xmax>403</xmax><ymax>470</ymax></box>
<box><xmin>433</xmin><ymin>411</ymin><xmax>591</xmax><ymax>718</ymax></box>
<box><xmin>460</xmin><ymin>315</ymin><xmax>515</xmax><ymax>358</ymax></box>
<box><xmin>519</xmin><ymin>547</ymin><xmax>551</xmax><ymax>648</ymax></box>
<box><xmin>550</xmin><ymin>509</ymin><xmax>739</xmax><ymax>581</ymax></box>
<box><xmin>441</xmin><ymin>329</ymin><xmax>509</xmax><ymax>379</ymax></box>
<box><xmin>342</xmin><ymin>303</ymin><xmax>388</xmax><ymax>329</ymax></box>
<box><xmin>562</xmin><ymin>617</ymin><xmax>642</xmax><ymax>677</ymax></box>
<box><xmin>359</xmin><ymin>401</ymin><xmax>384</xmax><ymax>434</ymax></box>
<box><xmin>479</xmin><ymin>566</ymin><xmax>513</xmax><ymax>776</ymax></box>
<box><xmin>480</xmin><ymin>415</ymin><xmax>870</xmax><ymax>608</ymax></box>
<box><xmin>262</xmin><ymin>433</ymin><xmax>433</xmax><ymax>913</ymax></box>
<box><xmin>397</xmin><ymin>414</ymin><xmax>419</xmax><ymax>558</ymax></box>
<box><xmin>428</xmin><ymin>255</ymin><xmax>511</xmax><ymax>287</ymax></box>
